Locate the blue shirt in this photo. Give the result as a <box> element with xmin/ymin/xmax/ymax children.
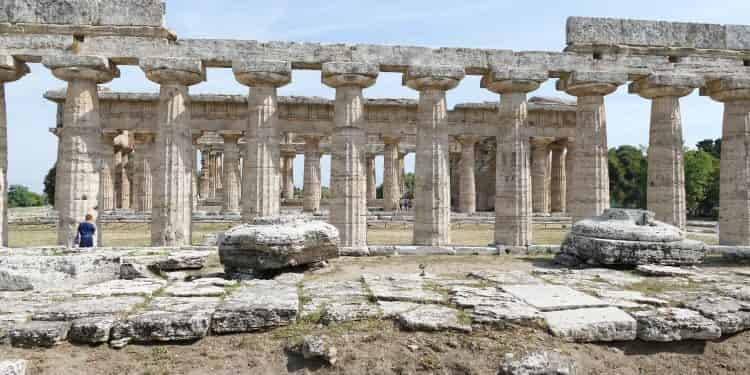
<box><xmin>77</xmin><ymin>222</ymin><xmax>96</xmax><ymax>248</ymax></box>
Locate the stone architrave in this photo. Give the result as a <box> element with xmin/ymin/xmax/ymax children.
<box><xmin>530</xmin><ymin>138</ymin><xmax>553</xmax><ymax>214</ymax></box>
<box><xmin>140</xmin><ymin>57</ymin><xmax>205</xmax><ymax>247</ymax></box>
<box><xmin>43</xmin><ymin>55</ymin><xmax>119</xmax><ymax>247</ymax></box>
<box><xmin>322</xmin><ymin>62</ymin><xmax>379</xmax><ymax>254</ymax></box>
<box><xmin>631</xmin><ymin>74</ymin><xmax>702</xmax><ymax>231</ymax></box>
<box><xmin>303</xmin><ymin>136</ymin><xmax>322</xmax><ymax>213</ymax></box>
<box><xmin>457</xmin><ymin>136</ymin><xmax>479</xmax><ymax>214</ymax></box>
<box><xmin>405</xmin><ymin>65</ymin><xmax>465</xmax><ymax>246</ymax></box>
<box><xmin>233</xmin><ymin>60</ymin><xmax>292</xmax><ymax>220</ymax></box>
<box><xmin>0</xmin><ymin>57</ymin><xmax>28</xmax><ymax>246</ymax></box>
<box><xmin>99</xmin><ymin>131</ymin><xmax>117</xmax><ymax>212</ymax></box>
<box><xmin>132</xmin><ymin>131</ymin><xmax>155</xmax><ymax>212</ymax></box>
<box><xmin>550</xmin><ymin>140</ymin><xmax>567</xmax><ymax>213</ymax></box>
<box><xmin>704</xmin><ymin>77</ymin><xmax>750</xmax><ymax>246</ymax></box>
<box><xmin>482</xmin><ymin>68</ymin><xmax>547</xmax><ymax>246</ymax></box>
<box><xmin>558</xmin><ymin>71</ymin><xmax>626</xmax><ymax>223</ymax></box>
<box><xmin>221</xmin><ymin>133</ymin><xmax>242</xmax><ymax>214</ymax></box>
<box><xmin>382</xmin><ymin>137</ymin><xmax>400</xmax><ymax>212</ymax></box>
<box><xmin>366</xmin><ymin>153</ymin><xmax>376</xmax><ymax>202</ymax></box>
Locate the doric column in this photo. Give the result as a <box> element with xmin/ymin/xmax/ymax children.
<box><xmin>303</xmin><ymin>136</ymin><xmax>322</xmax><ymax>213</ymax></box>
<box><xmin>281</xmin><ymin>150</ymin><xmax>296</xmax><ymax>200</ymax></box>
<box><xmin>558</xmin><ymin>71</ymin><xmax>626</xmax><ymax>223</ymax></box>
<box><xmin>382</xmin><ymin>137</ymin><xmax>400</xmax><ymax>211</ymax></box>
<box><xmin>199</xmin><ymin>149</ymin><xmax>210</xmax><ymax>198</ymax></box>
<box><xmin>322</xmin><ymin>62</ymin><xmax>378</xmax><ymax>254</ymax></box>
<box><xmin>550</xmin><ymin>140</ymin><xmax>567</xmax><ymax>213</ymax></box>
<box><xmin>398</xmin><ymin>152</ymin><xmax>407</xmax><ymax>196</ymax></box>
<box><xmin>631</xmin><ymin>74</ymin><xmax>701</xmax><ymax>231</ymax></box>
<box><xmin>140</xmin><ymin>58</ymin><xmax>205</xmax><ymax>246</ymax></box>
<box><xmin>233</xmin><ymin>60</ymin><xmax>291</xmax><ymax>219</ymax></box>
<box><xmin>99</xmin><ymin>131</ymin><xmax>117</xmax><ymax>212</ymax></box>
<box><xmin>120</xmin><ymin>149</ymin><xmax>132</xmax><ymax>209</ymax></box>
<box><xmin>405</xmin><ymin>65</ymin><xmax>465</xmax><ymax>246</ymax></box>
<box><xmin>208</xmin><ymin>152</ymin><xmax>217</xmax><ymax>199</ymax></box>
<box><xmin>457</xmin><ymin>136</ymin><xmax>478</xmax><ymax>214</ymax></box>
<box><xmin>366</xmin><ymin>153</ymin><xmax>376</xmax><ymax>202</ymax></box>
<box><xmin>530</xmin><ymin>138</ymin><xmax>553</xmax><ymax>214</ymax></box>
<box><xmin>132</xmin><ymin>131</ymin><xmax>155</xmax><ymax>212</ymax></box>
<box><xmin>565</xmin><ymin>139</ymin><xmax>575</xmax><ymax>214</ymax></box>
<box><xmin>191</xmin><ymin>133</ymin><xmax>200</xmax><ymax>210</ymax></box>
<box><xmin>482</xmin><ymin>68</ymin><xmax>547</xmax><ymax>246</ymax></box>
<box><xmin>0</xmin><ymin>57</ymin><xmax>27</xmax><ymax>246</ymax></box>
<box><xmin>704</xmin><ymin>77</ymin><xmax>750</xmax><ymax>245</ymax></box>
<box><xmin>43</xmin><ymin>56</ymin><xmax>118</xmax><ymax>247</ymax></box>
<box><xmin>221</xmin><ymin>132</ymin><xmax>242</xmax><ymax>214</ymax></box>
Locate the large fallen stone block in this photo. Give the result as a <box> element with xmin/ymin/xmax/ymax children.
<box><xmin>555</xmin><ymin>209</ymin><xmax>705</xmax><ymax>266</ymax></box>
<box><xmin>681</xmin><ymin>296</ymin><xmax>750</xmax><ymax>335</ymax></box>
<box><xmin>0</xmin><ymin>253</ymin><xmax>122</xmax><ymax>292</ymax></box>
<box><xmin>0</xmin><ymin>271</ymin><xmax>32</xmax><ymax>291</ymax></box>
<box><xmin>212</xmin><ymin>280</ymin><xmax>299</xmax><ymax>333</ymax></box>
<box><xmin>499</xmin><ymin>351</ymin><xmax>577</xmax><ymax>375</ymax></box>
<box><xmin>450</xmin><ymin>286</ymin><xmax>541</xmax><ymax>326</ymax></box>
<box><xmin>362</xmin><ymin>274</ymin><xmax>446</xmax><ymax>304</ymax></box>
<box><xmin>148</xmin><ymin>251</ymin><xmax>210</xmax><ymax>271</ymax></box>
<box><xmin>218</xmin><ymin>218</ymin><xmax>339</xmax><ymax>273</ymax></box>
<box><xmin>9</xmin><ymin>321</ymin><xmax>70</xmax><ymax>348</ymax></box>
<box><xmin>0</xmin><ymin>360</ymin><xmax>27</xmax><ymax>375</ymax></box>
<box><xmin>69</xmin><ymin>316</ymin><xmax>116</xmax><ymax>344</ymax></box>
<box><xmin>632</xmin><ymin>308</ymin><xmax>722</xmax><ymax>342</ymax></box>
<box><xmin>502</xmin><ymin>285</ymin><xmax>608</xmax><ymax>312</ymax></box>
<box><xmin>543</xmin><ymin>307</ymin><xmax>637</xmax><ymax>342</ymax></box>
<box><xmin>32</xmin><ymin>296</ymin><xmax>144</xmax><ymax>321</ymax></box>
<box><xmin>398</xmin><ymin>305</ymin><xmax>471</xmax><ymax>333</ymax></box>
<box><xmin>111</xmin><ymin>311</ymin><xmax>212</xmax><ymax>345</ymax></box>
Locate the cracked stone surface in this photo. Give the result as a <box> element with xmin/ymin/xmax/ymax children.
<box><xmin>681</xmin><ymin>296</ymin><xmax>750</xmax><ymax>335</ymax></box>
<box><xmin>32</xmin><ymin>296</ymin><xmax>144</xmax><ymax>321</ymax></box>
<box><xmin>543</xmin><ymin>307</ymin><xmax>637</xmax><ymax>342</ymax></box>
<box><xmin>502</xmin><ymin>285</ymin><xmax>608</xmax><ymax>312</ymax></box>
<box><xmin>636</xmin><ymin>265</ymin><xmax>696</xmax><ymax>277</ymax></box>
<box><xmin>362</xmin><ymin>274</ymin><xmax>446</xmax><ymax>304</ymax></box>
<box><xmin>469</xmin><ymin>271</ymin><xmax>543</xmax><ymax>285</ymax></box>
<box><xmin>499</xmin><ymin>351</ymin><xmax>577</xmax><ymax>375</ymax></box>
<box><xmin>450</xmin><ymin>286</ymin><xmax>541</xmax><ymax>325</ymax></box>
<box><xmin>163</xmin><ymin>282</ymin><xmax>226</xmax><ymax>297</ymax></box>
<box><xmin>74</xmin><ymin>279</ymin><xmax>166</xmax><ymax>297</ymax></box>
<box><xmin>9</xmin><ymin>321</ymin><xmax>70</xmax><ymax>348</ymax></box>
<box><xmin>632</xmin><ymin>308</ymin><xmax>722</xmax><ymax>342</ymax></box>
<box><xmin>0</xmin><ymin>360</ymin><xmax>26</xmax><ymax>375</ymax></box>
<box><xmin>212</xmin><ymin>280</ymin><xmax>299</xmax><ymax>333</ymax></box>
<box><xmin>149</xmin><ymin>251</ymin><xmax>211</xmax><ymax>271</ymax></box>
<box><xmin>69</xmin><ymin>316</ymin><xmax>116</xmax><ymax>344</ymax></box>
<box><xmin>397</xmin><ymin>305</ymin><xmax>471</xmax><ymax>333</ymax></box>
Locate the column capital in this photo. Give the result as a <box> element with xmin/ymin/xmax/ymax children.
<box><xmin>382</xmin><ymin>136</ymin><xmax>401</xmax><ymax>145</ymax></box>
<box><xmin>0</xmin><ymin>56</ymin><xmax>28</xmax><ymax>82</ymax></box>
<box><xmin>403</xmin><ymin>65</ymin><xmax>464</xmax><ymax>91</ymax></box>
<box><xmin>302</xmin><ymin>135</ymin><xmax>322</xmax><ymax>143</ymax></box>
<box><xmin>43</xmin><ymin>55</ymin><xmax>119</xmax><ymax>83</ymax></box>
<box><xmin>481</xmin><ymin>67</ymin><xmax>547</xmax><ymax>94</ymax></box>
<box><xmin>629</xmin><ymin>74</ymin><xmax>702</xmax><ymax>99</ymax></box>
<box><xmin>233</xmin><ymin>59</ymin><xmax>291</xmax><ymax>87</ymax></box>
<box><xmin>219</xmin><ymin>131</ymin><xmax>243</xmax><ymax>144</ymax></box>
<box><xmin>701</xmin><ymin>76</ymin><xmax>750</xmax><ymax>102</ymax></box>
<box><xmin>322</xmin><ymin>62</ymin><xmax>378</xmax><ymax>88</ymax></box>
<box><xmin>556</xmin><ymin>71</ymin><xmax>627</xmax><ymax>97</ymax></box>
<box><xmin>133</xmin><ymin>130</ymin><xmax>156</xmax><ymax>145</ymax></box>
<box><xmin>140</xmin><ymin>57</ymin><xmax>205</xmax><ymax>86</ymax></box>
<box><xmin>101</xmin><ymin>130</ymin><xmax>119</xmax><ymax>145</ymax></box>
<box><xmin>549</xmin><ymin>139</ymin><xmax>568</xmax><ymax>150</ymax></box>
<box><xmin>530</xmin><ymin>137</ymin><xmax>556</xmax><ymax>147</ymax></box>
<box><xmin>456</xmin><ymin>135</ymin><xmax>480</xmax><ymax>147</ymax></box>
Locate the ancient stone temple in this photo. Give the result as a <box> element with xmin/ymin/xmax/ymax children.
<box><xmin>0</xmin><ymin>2</ymin><xmax>746</xmax><ymax>250</ymax></box>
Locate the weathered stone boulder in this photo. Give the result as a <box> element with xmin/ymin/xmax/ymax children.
<box><xmin>499</xmin><ymin>351</ymin><xmax>577</xmax><ymax>375</ymax></box>
<box><xmin>218</xmin><ymin>217</ymin><xmax>339</xmax><ymax>273</ymax></box>
<box><xmin>555</xmin><ymin>209</ymin><xmax>705</xmax><ymax>266</ymax></box>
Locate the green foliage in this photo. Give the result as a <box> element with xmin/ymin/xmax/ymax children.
<box><xmin>403</xmin><ymin>172</ymin><xmax>415</xmax><ymax>199</ymax></box>
<box><xmin>8</xmin><ymin>185</ymin><xmax>46</xmax><ymax>208</ymax></box>
<box><xmin>685</xmin><ymin>149</ymin><xmax>720</xmax><ymax>218</ymax></box>
<box><xmin>608</xmin><ymin>145</ymin><xmax>648</xmax><ymax>209</ymax></box>
<box><xmin>43</xmin><ymin>163</ymin><xmax>56</xmax><ymax>207</ymax></box>
<box><xmin>696</xmin><ymin>138</ymin><xmax>721</xmax><ymax>158</ymax></box>
<box><xmin>320</xmin><ymin>186</ymin><xmax>331</xmax><ymax>199</ymax></box>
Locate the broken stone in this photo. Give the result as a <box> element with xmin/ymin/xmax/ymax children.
<box><xmin>632</xmin><ymin>308</ymin><xmax>722</xmax><ymax>342</ymax></box>
<box><xmin>9</xmin><ymin>321</ymin><xmax>70</xmax><ymax>348</ymax></box>
<box><xmin>0</xmin><ymin>253</ymin><xmax>122</xmax><ymax>292</ymax></box>
<box><xmin>363</xmin><ymin>274</ymin><xmax>445</xmax><ymax>304</ymax></box>
<box><xmin>119</xmin><ymin>263</ymin><xmax>151</xmax><ymax>280</ymax></box>
<box><xmin>555</xmin><ymin>209</ymin><xmax>705</xmax><ymax>266</ymax></box>
<box><xmin>218</xmin><ymin>219</ymin><xmax>339</xmax><ymax>272</ymax></box>
<box><xmin>468</xmin><ymin>271</ymin><xmax>542</xmax><ymax>285</ymax></box>
<box><xmin>74</xmin><ymin>279</ymin><xmax>166</xmax><ymax>297</ymax></box>
<box><xmin>321</xmin><ymin>302</ymin><xmax>381</xmax><ymax>324</ymax></box>
<box><xmin>149</xmin><ymin>250</ymin><xmax>210</xmax><ymax>271</ymax></box>
<box><xmin>681</xmin><ymin>296</ymin><xmax>750</xmax><ymax>335</ymax></box>
<box><xmin>543</xmin><ymin>307</ymin><xmax>637</xmax><ymax>342</ymax></box>
<box><xmin>636</xmin><ymin>265</ymin><xmax>696</xmax><ymax>277</ymax></box>
<box><xmin>301</xmin><ymin>281</ymin><xmax>369</xmax><ymax>318</ymax></box>
<box><xmin>499</xmin><ymin>351</ymin><xmax>577</xmax><ymax>375</ymax></box>
<box><xmin>301</xmin><ymin>335</ymin><xmax>338</xmax><ymax>365</ymax></box>
<box><xmin>450</xmin><ymin>286</ymin><xmax>541</xmax><ymax>326</ymax></box>
<box><xmin>593</xmin><ymin>290</ymin><xmax>668</xmax><ymax>308</ymax></box>
<box><xmin>0</xmin><ymin>270</ymin><xmax>33</xmax><ymax>291</ymax></box>
<box><xmin>32</xmin><ymin>296</ymin><xmax>144</xmax><ymax>321</ymax></box>
<box><xmin>0</xmin><ymin>360</ymin><xmax>27</xmax><ymax>375</ymax></box>
<box><xmin>163</xmin><ymin>282</ymin><xmax>226</xmax><ymax>297</ymax></box>
<box><xmin>502</xmin><ymin>285</ymin><xmax>608</xmax><ymax>312</ymax></box>
<box><xmin>212</xmin><ymin>280</ymin><xmax>299</xmax><ymax>333</ymax></box>
<box><xmin>377</xmin><ymin>301</ymin><xmax>422</xmax><ymax>318</ymax></box>
<box><xmin>397</xmin><ymin>305</ymin><xmax>471</xmax><ymax>333</ymax></box>
<box><xmin>111</xmin><ymin>310</ymin><xmax>211</xmax><ymax>345</ymax></box>
<box><xmin>69</xmin><ymin>316</ymin><xmax>115</xmax><ymax>344</ymax></box>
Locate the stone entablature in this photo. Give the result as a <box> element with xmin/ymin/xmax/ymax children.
<box><xmin>44</xmin><ymin>91</ymin><xmax>577</xmax><ymax>141</ymax></box>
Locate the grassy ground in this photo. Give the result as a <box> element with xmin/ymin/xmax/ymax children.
<box><xmin>7</xmin><ymin>222</ymin><xmax>718</xmax><ymax>248</ymax></box>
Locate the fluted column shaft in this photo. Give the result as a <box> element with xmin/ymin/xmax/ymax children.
<box><xmin>222</xmin><ymin>135</ymin><xmax>242</xmax><ymax>213</ymax></box>
<box><xmin>458</xmin><ymin>137</ymin><xmax>477</xmax><ymax>214</ymax></box>
<box><xmin>99</xmin><ymin>134</ymin><xmax>116</xmax><ymax>212</ymax></box>
<box><xmin>383</xmin><ymin>140</ymin><xmax>400</xmax><ymax>211</ymax></box>
<box><xmin>531</xmin><ymin>140</ymin><xmax>552</xmax><ymax>214</ymax></box>
<box><xmin>133</xmin><ymin>133</ymin><xmax>154</xmax><ymax>212</ymax></box>
<box><xmin>282</xmin><ymin>152</ymin><xmax>295</xmax><ymax>200</ymax></box>
<box><xmin>199</xmin><ymin>150</ymin><xmax>209</xmax><ymax>198</ymax></box>
<box><xmin>398</xmin><ymin>152</ymin><xmax>406</xmax><ymax>196</ymax></box>
<box><xmin>208</xmin><ymin>152</ymin><xmax>218</xmax><ymax>199</ymax></box>
<box><xmin>565</xmin><ymin>140</ymin><xmax>575</xmax><ymax>213</ymax></box>
<box><xmin>118</xmin><ymin>150</ymin><xmax>131</xmax><ymax>209</ymax></box>
<box><xmin>366</xmin><ymin>154</ymin><xmax>376</xmax><ymax>202</ymax></box>
<box><xmin>550</xmin><ymin>142</ymin><xmax>567</xmax><ymax>213</ymax></box>
<box><xmin>0</xmin><ymin>61</ymin><xmax>25</xmax><ymax>246</ymax></box>
<box><xmin>303</xmin><ymin>137</ymin><xmax>322</xmax><ymax>213</ymax></box>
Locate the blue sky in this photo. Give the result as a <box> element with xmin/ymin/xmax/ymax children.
<box><xmin>7</xmin><ymin>0</ymin><xmax>750</xmax><ymax>193</ymax></box>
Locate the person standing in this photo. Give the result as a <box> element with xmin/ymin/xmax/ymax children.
<box><xmin>75</xmin><ymin>214</ymin><xmax>97</xmax><ymax>248</ymax></box>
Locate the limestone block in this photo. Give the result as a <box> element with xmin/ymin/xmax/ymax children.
<box><xmin>499</xmin><ymin>351</ymin><xmax>577</xmax><ymax>375</ymax></box>
<box><xmin>0</xmin><ymin>271</ymin><xmax>32</xmax><ymax>291</ymax></box>
<box><xmin>633</xmin><ymin>308</ymin><xmax>722</xmax><ymax>342</ymax></box>
<box><xmin>148</xmin><ymin>250</ymin><xmax>210</xmax><ymax>271</ymax></box>
<box><xmin>218</xmin><ymin>219</ymin><xmax>338</xmax><ymax>272</ymax></box>
<box><xmin>543</xmin><ymin>307</ymin><xmax>637</xmax><ymax>342</ymax></box>
<box><xmin>69</xmin><ymin>316</ymin><xmax>115</xmax><ymax>344</ymax></box>
<box><xmin>42</xmin><ymin>55</ymin><xmax>119</xmax><ymax>82</ymax></box>
<box><xmin>362</xmin><ymin>274</ymin><xmax>446</xmax><ymax>304</ymax></box>
<box><xmin>111</xmin><ymin>310</ymin><xmax>211</xmax><ymax>344</ymax></box>
<box><xmin>211</xmin><ymin>280</ymin><xmax>298</xmax><ymax>333</ymax></box>
<box><xmin>450</xmin><ymin>286</ymin><xmax>542</xmax><ymax>326</ymax></box>
<box><xmin>0</xmin><ymin>360</ymin><xmax>26</xmax><ymax>375</ymax></box>
<box><xmin>232</xmin><ymin>59</ymin><xmax>291</xmax><ymax>87</ymax></box>
<box><xmin>301</xmin><ymin>335</ymin><xmax>338</xmax><ymax>365</ymax></box>
<box><xmin>74</xmin><ymin>279</ymin><xmax>166</xmax><ymax>297</ymax></box>
<box><xmin>162</xmin><ymin>282</ymin><xmax>225</xmax><ymax>297</ymax></box>
<box><xmin>140</xmin><ymin>57</ymin><xmax>205</xmax><ymax>85</ymax></box>
<box><xmin>502</xmin><ymin>285</ymin><xmax>607</xmax><ymax>312</ymax></box>
<box><xmin>9</xmin><ymin>321</ymin><xmax>70</xmax><ymax>348</ymax></box>
<box><xmin>635</xmin><ymin>265</ymin><xmax>695</xmax><ymax>277</ymax></box>
<box><xmin>681</xmin><ymin>295</ymin><xmax>750</xmax><ymax>335</ymax></box>
<box><xmin>2</xmin><ymin>0</ymin><xmax>165</xmax><ymax>27</ymax></box>
<box><xmin>404</xmin><ymin>64</ymin><xmax>465</xmax><ymax>90</ymax></box>
<box><xmin>301</xmin><ymin>280</ymin><xmax>369</xmax><ymax>318</ymax></box>
<box><xmin>0</xmin><ymin>254</ymin><xmax>122</xmax><ymax>292</ymax></box>
<box><xmin>322</xmin><ymin>62</ymin><xmax>378</xmax><ymax>88</ymax></box>
<box><xmin>32</xmin><ymin>296</ymin><xmax>144</xmax><ymax>321</ymax></box>
<box><xmin>321</xmin><ymin>301</ymin><xmax>381</xmax><ymax>324</ymax></box>
<box><xmin>397</xmin><ymin>305</ymin><xmax>471</xmax><ymax>333</ymax></box>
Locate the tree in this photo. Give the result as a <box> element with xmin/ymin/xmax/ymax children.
<box><xmin>608</xmin><ymin>146</ymin><xmax>648</xmax><ymax>209</ymax></box>
<box><xmin>403</xmin><ymin>172</ymin><xmax>415</xmax><ymax>199</ymax></box>
<box><xmin>43</xmin><ymin>163</ymin><xmax>56</xmax><ymax>207</ymax></box>
<box><xmin>8</xmin><ymin>185</ymin><xmax>45</xmax><ymax>208</ymax></box>
<box><xmin>696</xmin><ymin>138</ymin><xmax>721</xmax><ymax>159</ymax></box>
<box><xmin>684</xmin><ymin>149</ymin><xmax>719</xmax><ymax>218</ymax></box>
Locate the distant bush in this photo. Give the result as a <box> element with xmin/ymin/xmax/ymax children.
<box><xmin>8</xmin><ymin>185</ymin><xmax>47</xmax><ymax>208</ymax></box>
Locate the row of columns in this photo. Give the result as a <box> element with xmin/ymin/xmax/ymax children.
<box><xmin>6</xmin><ymin>54</ymin><xmax>747</xmax><ymax>249</ymax></box>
